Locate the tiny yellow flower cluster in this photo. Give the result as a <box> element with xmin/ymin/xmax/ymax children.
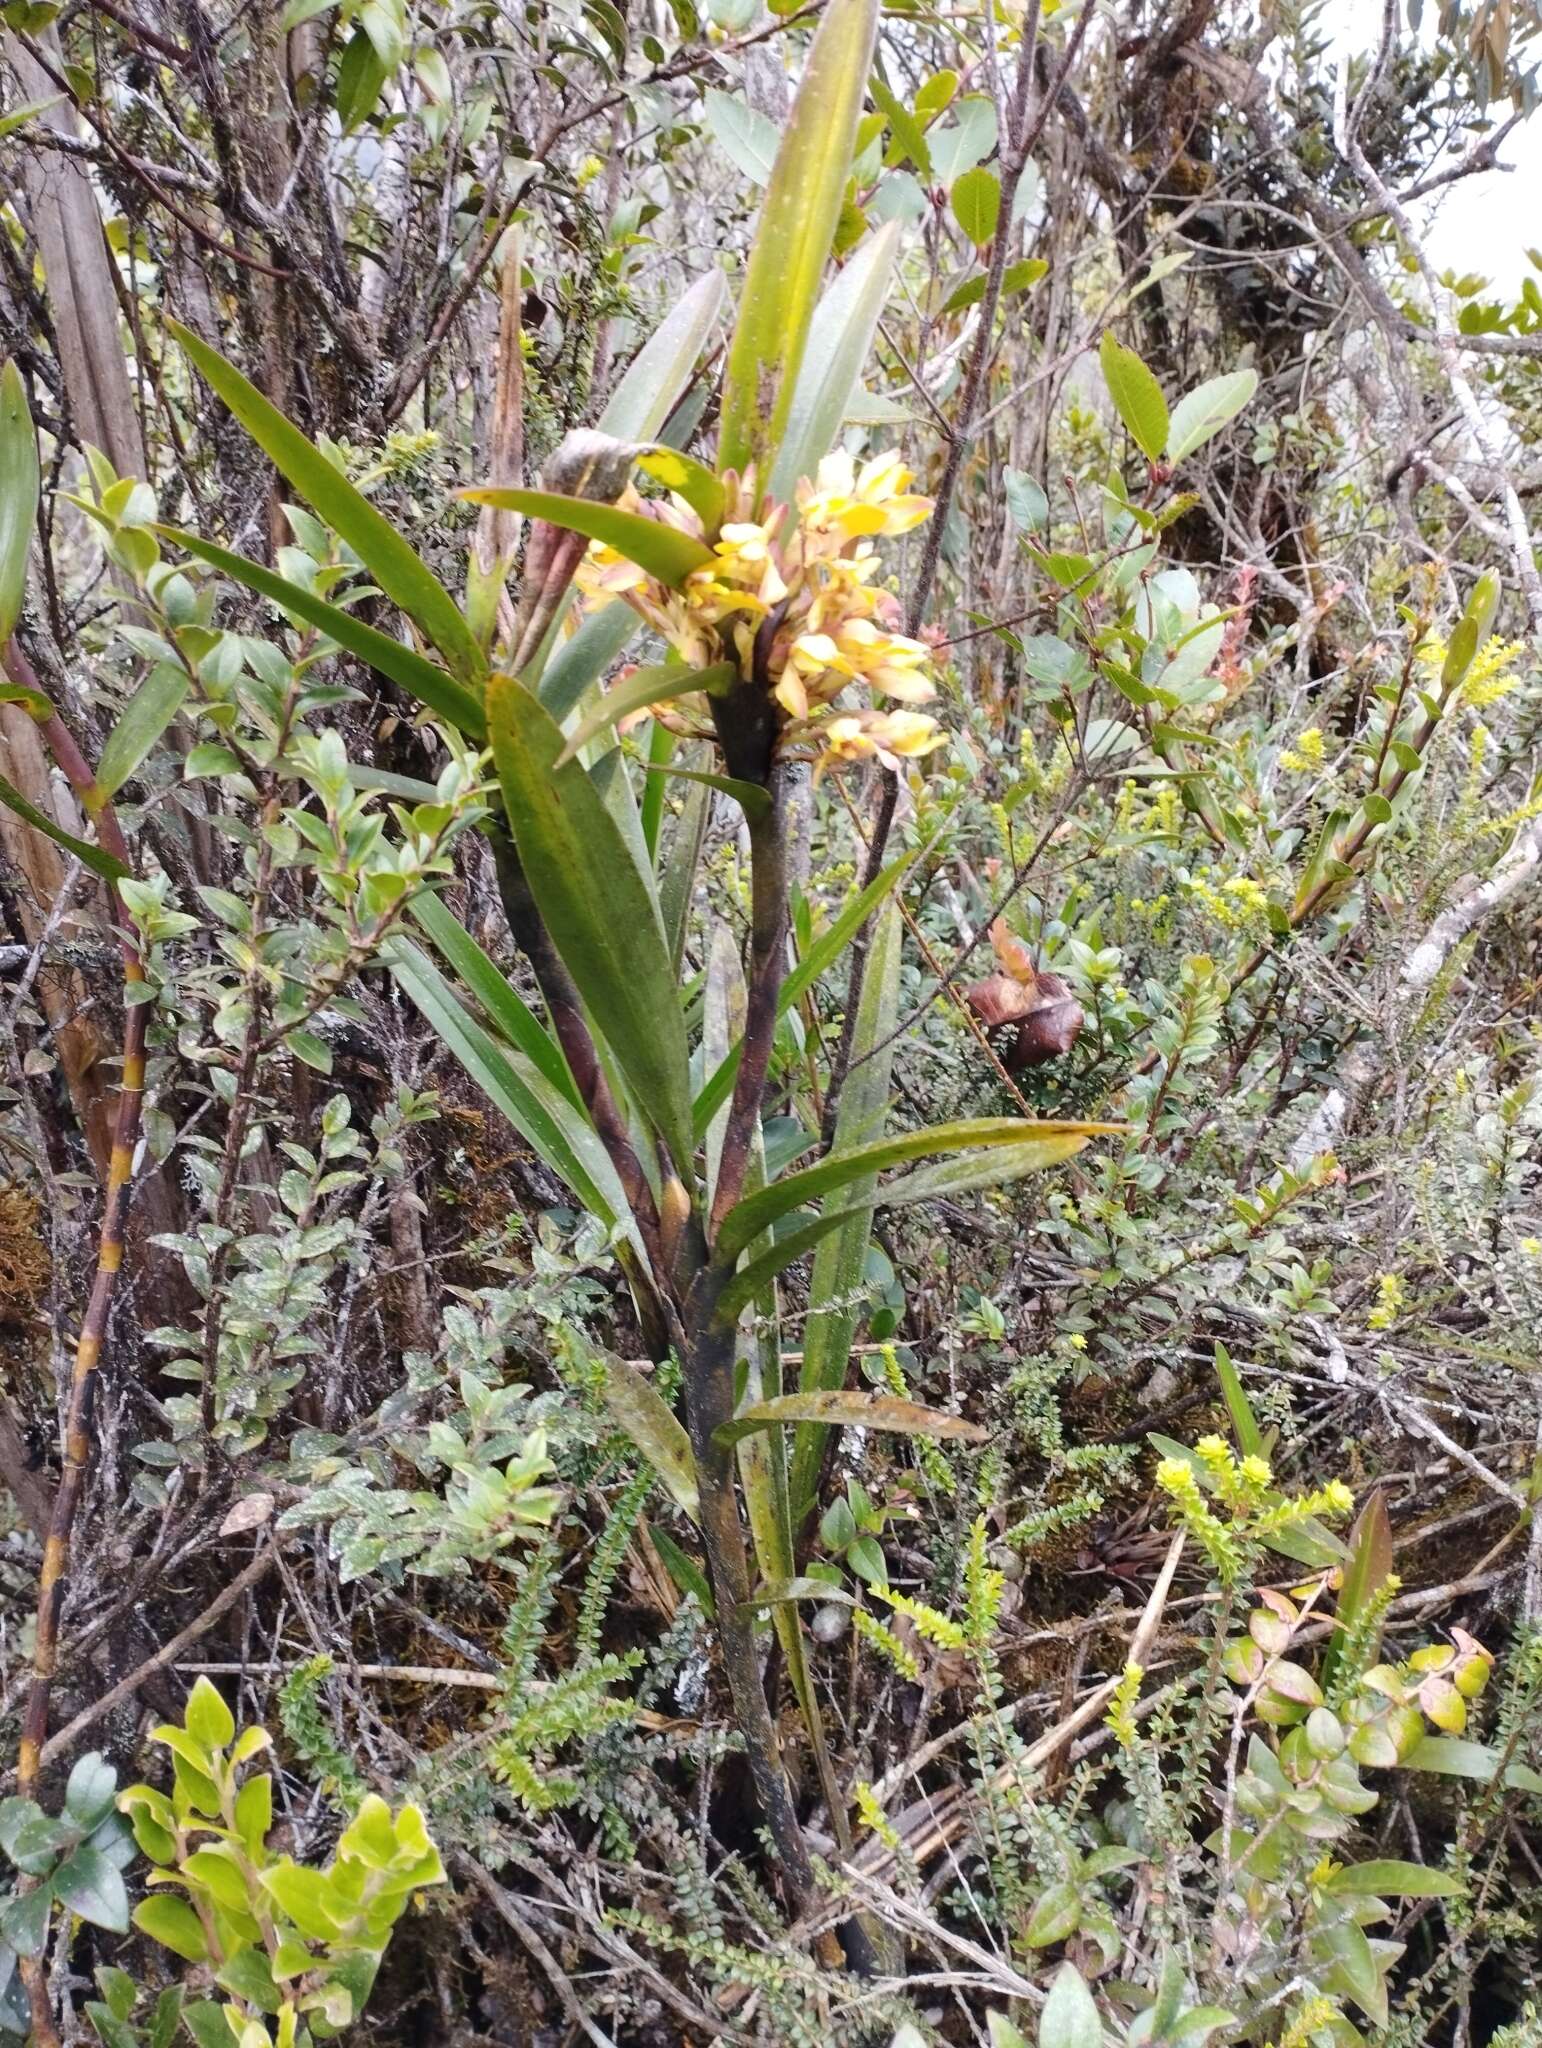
<box><xmin>1143</xmin><ymin>784</ymin><xmax>1181</xmax><ymax>836</ymax></box>
<box><xmin>854</xmin><ymin>1778</ymin><xmax>903</xmax><ymax>1851</ymax></box>
<box><xmin>1421</xmin><ymin>632</ymin><xmax>1526</xmax><ymax>709</ymax></box>
<box><xmin>1196</xmin><ymin>1433</ymin><xmax>1273</xmax><ymax>1510</ymax></box>
<box><xmin>575</xmin><ymin>449</ymin><xmax>945</xmax><ymax>773</ymax></box>
<box><xmin>1186</xmin><ymin>872</ymin><xmax>1271</xmax><ymax>929</ymax></box>
<box><xmin>1279</xmin><ymin>724</ymin><xmax>1325</xmax><ymax>772</ymax></box>
<box><xmin>1104</xmin><ymin>1661</ymin><xmax>1144</xmax><ymax>1749</ymax></box>
<box><xmin>1367</xmin><ymin>1271</ymin><xmax>1404</xmax><ymax>1331</ymax></box>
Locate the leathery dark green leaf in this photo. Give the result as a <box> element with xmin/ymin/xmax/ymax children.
<box><xmin>486</xmin><ymin>672</ymin><xmax>696</xmax><ymax>1177</ymax></box>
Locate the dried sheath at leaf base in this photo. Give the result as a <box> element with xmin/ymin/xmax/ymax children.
<box><xmin>964</xmin><ymin>917</ymin><xmax>1084</xmax><ymax>1069</ymax></box>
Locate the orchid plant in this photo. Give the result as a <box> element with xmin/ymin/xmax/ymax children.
<box><xmin>0</xmin><ymin>0</ymin><xmax>1111</xmax><ymax>1964</ymax></box>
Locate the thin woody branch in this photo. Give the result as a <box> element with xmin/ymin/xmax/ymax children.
<box><xmin>3</xmin><ymin>641</ymin><xmax>146</xmax><ymax>2048</ymax></box>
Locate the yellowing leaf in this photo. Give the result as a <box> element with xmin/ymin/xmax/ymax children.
<box><xmin>0</xmin><ymin>358</ymin><xmax>39</xmax><ymax>644</ymax></box>
<box><xmin>718</xmin><ymin>0</ymin><xmax>880</xmax><ymax>483</ymax></box>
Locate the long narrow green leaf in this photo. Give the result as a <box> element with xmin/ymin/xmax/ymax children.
<box><xmin>718</xmin><ymin>0</ymin><xmax>880</xmax><ymax>481</ymax></box>
<box><xmin>0</xmin><ymin>772</ymin><xmax>128</xmax><ymax>884</ymax></box>
<box><xmin>716</xmin><ymin>1118</ymin><xmax>1114</xmax><ymax>1263</ymax></box>
<box><xmin>640</xmin><ymin>718</ymin><xmax>672</xmax><ymax>860</ymax></box>
<box><xmin>487</xmin><ymin>674</ymin><xmax>696</xmax><ymax>1178</ymax></box>
<box><xmin>165</xmin><ymin>320</ymin><xmax>485</xmax><ymax>684</ymax></box>
<box><xmin>644</xmin><ymin>761</ymin><xmax>770</xmax><ymax>822</ymax></box>
<box><xmin>599</xmin><ymin>1354</ymin><xmax>699</xmax><ymax>1521</ymax></box>
<box><xmin>349</xmin><ymin>765</ymin><xmax>441</xmax><ymax>801</ymax></box>
<box><xmin>739</xmin><ymin>1577</ymin><xmax>855</xmax><ymax>1613</ymax></box>
<box><xmin>1322</xmin><ymin>1489</ymin><xmax>1393</xmax><ymax>1694</ymax></box>
<box><xmin>95</xmin><ymin>665</ymin><xmax>190</xmax><ymax>800</ymax></box>
<box><xmin>0</xmin><ymin>359</ymin><xmax>39</xmax><ymax>643</ymax></box>
<box><xmin>536</xmin><ymin>601</ymin><xmax>638</xmax><ymax>725</ymax></box>
<box><xmin>659</xmin><ymin>752</ymin><xmax>712</xmax><ymax>974</ymax></box>
<box><xmin>1402</xmin><ymin>1736</ymin><xmax>1542</xmax><ymax>1795</ymax></box>
<box><xmin>693</xmin><ymin>836</ymin><xmax>926</xmax><ymax>1137</ymax></box>
<box><xmin>718</xmin><ymin>1391</ymin><xmax>983</xmax><ymax>1449</ymax></box>
<box><xmin>704</xmin><ymin>922</ymin><xmax>747</xmax><ymax>1207</ymax></box>
<box><xmin>0</xmin><ymin>96</ymin><xmax>64</xmax><ymax>141</ymax></box>
<box><xmin>791</xmin><ymin>897</ymin><xmax>902</xmax><ymax>1528</ymax></box>
<box><xmin>408</xmin><ymin>892</ymin><xmax>577</xmax><ymax>1108</ymax></box>
<box><xmin>1211</xmin><ymin>1340</ymin><xmax>1264</xmax><ymax>1460</ymax></box>
<box><xmin>648</xmin><ymin>1526</ymin><xmax>714</xmax><ymax>1616</ymax></box>
<box><xmin>163</xmin><ymin>531</ymin><xmax>484</xmax><ymax>738</ymax></box>
<box><xmin>1325</xmin><ymin>1861</ymin><xmax>1464</xmax><ymax>1899</ymax></box>
<box><xmin>769</xmin><ymin>221</ymin><xmax>901</xmax><ymax>506</ymax></box>
<box><xmin>555</xmin><ymin>660</ymin><xmax>732</xmax><ymax>769</ymax></box>
<box><xmin>715</xmin><ymin>1133</ymin><xmax>1097</xmax><ymax>1320</ymax></box>
<box><xmin>599</xmin><ymin>271</ymin><xmax>727</xmax><ymax>441</ymax></box>
<box><xmin>459</xmin><ymin>488</ymin><xmax>712</xmax><ymax>588</ymax></box>
<box><xmin>386</xmin><ymin>938</ymin><xmax>634</xmax><ymax>1243</ymax></box>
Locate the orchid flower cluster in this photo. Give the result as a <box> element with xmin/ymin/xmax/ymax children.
<box><xmin>575</xmin><ymin>449</ymin><xmax>947</xmax><ymax>772</ymax></box>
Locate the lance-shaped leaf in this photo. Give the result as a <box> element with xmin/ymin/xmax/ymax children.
<box><xmin>718</xmin><ymin>0</ymin><xmax>880</xmax><ymax>482</ymax></box>
<box><xmin>0</xmin><ymin>358</ymin><xmax>39</xmax><ymax>644</ymax></box>
<box><xmin>644</xmin><ymin>760</ymin><xmax>770</xmax><ymax>822</ymax></box>
<box><xmin>1441</xmin><ymin>567</ymin><xmax>1501</xmax><ymax>690</ymax></box>
<box><xmin>460</xmin><ymin>487</ymin><xmax>712</xmax><ymax>589</ymax></box>
<box><xmin>556</xmin><ymin>660</ymin><xmax>734</xmax><ymax>769</ymax></box>
<box><xmin>0</xmin><ymin>678</ymin><xmax>53</xmax><ymax>719</ymax></box>
<box><xmin>600</xmin><ymin>1354</ymin><xmax>699</xmax><ymax>1520</ymax></box>
<box><xmin>1400</xmin><ymin>1736</ymin><xmax>1542</xmax><ymax>1794</ymax></box>
<box><xmin>1099</xmin><ymin>330</ymin><xmax>1169</xmax><ymax>463</ymax></box>
<box><xmin>715</xmin><ymin>1117</ymin><xmax>1113</xmax><ymax>1264</ymax></box>
<box><xmin>715</xmin><ymin>1132</ymin><xmax>1100</xmax><ymax>1320</ymax></box>
<box><xmin>1325</xmin><ymin>1861</ymin><xmax>1464</xmax><ymax>1899</ymax></box>
<box><xmin>386</xmin><ymin>938</ymin><xmax>636</xmax><ymax>1243</ymax></box>
<box><xmin>538</xmin><ymin>601</ymin><xmax>643</xmax><ymax>725</ymax></box>
<box><xmin>659</xmin><ymin>756</ymin><xmax>712</xmax><ymax>970</ymax></box>
<box><xmin>718</xmin><ymin>1390</ymin><xmax>984</xmax><ymax>1449</ymax></box>
<box><xmin>162</xmin><ymin>531</ymin><xmax>484</xmax><ymax>738</ymax></box>
<box><xmin>791</xmin><ymin>897</ymin><xmax>901</xmax><ymax>1528</ymax></box>
<box><xmin>408</xmin><ymin>892</ymin><xmax>576</xmax><ymax>1107</ymax></box>
<box><xmin>95</xmin><ymin>664</ymin><xmax>190</xmax><ymax>800</ymax></box>
<box><xmin>769</xmin><ymin>221</ymin><xmax>901</xmax><ymax>507</ymax></box>
<box><xmin>1321</xmin><ymin>1488</ymin><xmax>1392</xmax><ymax>1695</ymax></box>
<box><xmin>1167</xmin><ymin>368</ymin><xmax>1259</xmax><ymax>463</ymax></box>
<box><xmin>486</xmin><ymin>673</ymin><xmax>696</xmax><ymax>1177</ymax></box>
<box><xmin>649</xmin><ymin>1526</ymin><xmax>714</xmax><ymax>1614</ymax></box>
<box><xmin>0</xmin><ymin>771</ymin><xmax>128</xmax><ymax>883</ymax></box>
<box><xmin>167</xmin><ymin>322</ymin><xmax>484</xmax><ymax>682</ymax></box>
<box><xmin>1211</xmin><ymin>1339</ymin><xmax>1265</xmax><ymax>1460</ymax></box>
<box><xmin>601</xmin><ymin>270</ymin><xmax>727</xmax><ymax>441</ymax></box>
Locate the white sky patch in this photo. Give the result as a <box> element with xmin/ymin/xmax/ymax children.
<box><xmin>1324</xmin><ymin>0</ymin><xmax>1541</xmax><ymax>293</ymax></box>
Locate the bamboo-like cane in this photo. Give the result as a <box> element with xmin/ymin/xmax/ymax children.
<box><xmin>4</xmin><ymin>644</ymin><xmax>146</xmax><ymax>2047</ymax></box>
